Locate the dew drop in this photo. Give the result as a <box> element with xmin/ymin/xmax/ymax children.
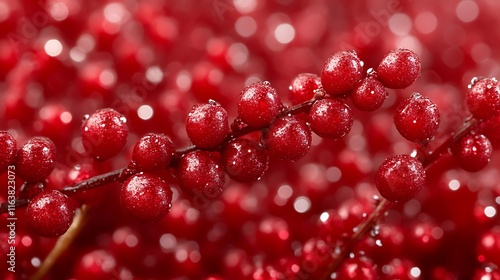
<box><xmin>82</xmin><ymin>114</ymin><xmax>90</xmax><ymax>121</ymax></box>
<box><xmin>366</xmin><ymin>68</ymin><xmax>375</xmax><ymax>76</ymax></box>
<box><xmin>208</xmin><ymin>99</ymin><xmax>220</xmax><ymax>106</ymax></box>
<box><xmin>468</xmin><ymin>77</ymin><xmax>480</xmax><ymax>89</ymax></box>
<box><xmin>263</xmin><ymin>81</ymin><xmax>271</xmax><ymax>86</ymax></box>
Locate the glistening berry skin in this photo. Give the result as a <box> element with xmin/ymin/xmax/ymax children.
<box><xmin>309</xmin><ymin>98</ymin><xmax>353</xmax><ymax>139</ymax></box>
<box><xmin>466</xmin><ymin>78</ymin><xmax>500</xmax><ymax>119</ymax></box>
<box><xmin>265</xmin><ymin>116</ymin><xmax>311</xmax><ymax>161</ymax></box>
<box><xmin>0</xmin><ymin>131</ymin><xmax>17</xmax><ymax>173</ymax></box>
<box><xmin>17</xmin><ymin>137</ymin><xmax>56</xmax><ymax>182</ymax></box>
<box><xmin>452</xmin><ymin>133</ymin><xmax>493</xmax><ymax>172</ymax></box>
<box><xmin>376</xmin><ymin>154</ymin><xmax>425</xmax><ymax>202</ymax></box>
<box><xmin>186</xmin><ymin>102</ymin><xmax>229</xmax><ymax>148</ymax></box>
<box><xmin>26</xmin><ymin>190</ymin><xmax>77</xmax><ymax>238</ymax></box>
<box><xmin>120</xmin><ymin>173</ymin><xmax>173</xmax><ymax>223</ymax></box>
<box><xmin>377</xmin><ymin>48</ymin><xmax>421</xmax><ymax>89</ymax></box>
<box><xmin>81</xmin><ymin>108</ymin><xmax>128</xmax><ymax>161</ymax></box>
<box><xmin>394</xmin><ymin>93</ymin><xmax>440</xmax><ymax>142</ymax></box>
<box><xmin>321</xmin><ymin>50</ymin><xmax>364</xmax><ymax>96</ymax></box>
<box><xmin>238</xmin><ymin>82</ymin><xmax>282</xmax><ymax>128</ymax></box>
<box><xmin>351</xmin><ymin>75</ymin><xmax>389</xmax><ymax>112</ymax></box>
<box><xmin>132</xmin><ymin>133</ymin><xmax>175</xmax><ymax>171</ymax></box>
<box><xmin>176</xmin><ymin>150</ymin><xmax>226</xmax><ymax>199</ymax></box>
<box><xmin>221</xmin><ymin>138</ymin><xmax>269</xmax><ymax>182</ymax></box>
<box><xmin>288</xmin><ymin>73</ymin><xmax>322</xmax><ymax>105</ymax></box>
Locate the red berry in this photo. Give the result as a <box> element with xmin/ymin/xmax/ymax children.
<box><xmin>238</xmin><ymin>81</ymin><xmax>282</xmax><ymax>128</ymax></box>
<box><xmin>377</xmin><ymin>48</ymin><xmax>421</xmax><ymax>89</ymax></box>
<box><xmin>309</xmin><ymin>98</ymin><xmax>353</xmax><ymax>139</ymax></box>
<box><xmin>17</xmin><ymin>137</ymin><xmax>56</xmax><ymax>182</ymax></box>
<box><xmin>265</xmin><ymin>116</ymin><xmax>311</xmax><ymax>161</ymax></box>
<box><xmin>394</xmin><ymin>93</ymin><xmax>440</xmax><ymax>142</ymax></box>
<box><xmin>81</xmin><ymin>108</ymin><xmax>128</xmax><ymax>161</ymax></box>
<box><xmin>176</xmin><ymin>151</ymin><xmax>226</xmax><ymax>200</ymax></box>
<box><xmin>0</xmin><ymin>131</ymin><xmax>17</xmax><ymax>173</ymax></box>
<box><xmin>351</xmin><ymin>75</ymin><xmax>389</xmax><ymax>111</ymax></box>
<box><xmin>132</xmin><ymin>133</ymin><xmax>174</xmax><ymax>171</ymax></box>
<box><xmin>321</xmin><ymin>50</ymin><xmax>364</xmax><ymax>96</ymax></box>
<box><xmin>478</xmin><ymin>114</ymin><xmax>500</xmax><ymax>147</ymax></box>
<box><xmin>466</xmin><ymin>78</ymin><xmax>500</xmax><ymax>119</ymax></box>
<box><xmin>120</xmin><ymin>173</ymin><xmax>172</xmax><ymax>223</ymax></box>
<box><xmin>186</xmin><ymin>102</ymin><xmax>229</xmax><ymax>148</ymax></box>
<box><xmin>452</xmin><ymin>133</ymin><xmax>493</xmax><ymax>172</ymax></box>
<box><xmin>221</xmin><ymin>138</ymin><xmax>269</xmax><ymax>182</ymax></box>
<box><xmin>376</xmin><ymin>155</ymin><xmax>425</xmax><ymax>202</ymax></box>
<box><xmin>288</xmin><ymin>73</ymin><xmax>322</xmax><ymax>105</ymax></box>
<box><xmin>26</xmin><ymin>190</ymin><xmax>77</xmax><ymax>237</ymax></box>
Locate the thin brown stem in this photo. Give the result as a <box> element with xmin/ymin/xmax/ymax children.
<box><xmin>31</xmin><ymin>205</ymin><xmax>89</xmax><ymax>280</ymax></box>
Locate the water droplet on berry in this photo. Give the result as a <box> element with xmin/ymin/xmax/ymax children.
<box><xmin>263</xmin><ymin>81</ymin><xmax>271</xmax><ymax>86</ymax></box>
<box><xmin>469</xmin><ymin>76</ymin><xmax>480</xmax><ymax>89</ymax></box>
<box><xmin>82</xmin><ymin>114</ymin><xmax>90</xmax><ymax>121</ymax></box>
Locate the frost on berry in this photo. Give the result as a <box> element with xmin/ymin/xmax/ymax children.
<box><xmin>451</xmin><ymin>133</ymin><xmax>493</xmax><ymax>172</ymax></box>
<box><xmin>288</xmin><ymin>73</ymin><xmax>322</xmax><ymax>105</ymax></box>
<box><xmin>120</xmin><ymin>173</ymin><xmax>173</xmax><ymax>223</ymax></box>
<box><xmin>265</xmin><ymin>116</ymin><xmax>311</xmax><ymax>161</ymax></box>
<box><xmin>238</xmin><ymin>81</ymin><xmax>282</xmax><ymax>128</ymax></box>
<box><xmin>376</xmin><ymin>155</ymin><xmax>425</xmax><ymax>202</ymax></box>
<box><xmin>17</xmin><ymin>137</ymin><xmax>56</xmax><ymax>182</ymax></box>
<box><xmin>222</xmin><ymin>138</ymin><xmax>269</xmax><ymax>182</ymax></box>
<box><xmin>132</xmin><ymin>133</ymin><xmax>174</xmax><ymax>171</ymax></box>
<box><xmin>466</xmin><ymin>77</ymin><xmax>500</xmax><ymax>119</ymax></box>
<box><xmin>81</xmin><ymin>108</ymin><xmax>128</xmax><ymax>161</ymax></box>
<box><xmin>176</xmin><ymin>151</ymin><xmax>226</xmax><ymax>201</ymax></box>
<box><xmin>351</xmin><ymin>75</ymin><xmax>389</xmax><ymax>112</ymax></box>
<box><xmin>309</xmin><ymin>98</ymin><xmax>353</xmax><ymax>139</ymax></box>
<box><xmin>186</xmin><ymin>102</ymin><xmax>229</xmax><ymax>148</ymax></box>
<box><xmin>321</xmin><ymin>50</ymin><xmax>364</xmax><ymax>96</ymax></box>
<box><xmin>26</xmin><ymin>190</ymin><xmax>77</xmax><ymax>238</ymax></box>
<box><xmin>0</xmin><ymin>131</ymin><xmax>17</xmax><ymax>173</ymax></box>
<box><xmin>394</xmin><ymin>93</ymin><xmax>440</xmax><ymax>143</ymax></box>
<box><xmin>377</xmin><ymin>48</ymin><xmax>421</xmax><ymax>89</ymax></box>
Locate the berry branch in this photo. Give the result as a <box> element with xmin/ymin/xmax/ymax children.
<box><xmin>2</xmin><ymin>47</ymin><xmax>499</xmax><ymax>279</ymax></box>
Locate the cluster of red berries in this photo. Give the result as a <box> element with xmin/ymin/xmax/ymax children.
<box><xmin>2</xmin><ymin>45</ymin><xmax>500</xmax><ymax>279</ymax></box>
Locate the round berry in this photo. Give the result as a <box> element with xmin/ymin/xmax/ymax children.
<box><xmin>238</xmin><ymin>82</ymin><xmax>282</xmax><ymax>128</ymax></box>
<box><xmin>321</xmin><ymin>50</ymin><xmax>364</xmax><ymax>96</ymax></box>
<box><xmin>26</xmin><ymin>190</ymin><xmax>76</xmax><ymax>237</ymax></box>
<box><xmin>478</xmin><ymin>114</ymin><xmax>500</xmax><ymax>147</ymax></box>
<box><xmin>265</xmin><ymin>116</ymin><xmax>311</xmax><ymax>161</ymax></box>
<box><xmin>351</xmin><ymin>75</ymin><xmax>389</xmax><ymax>111</ymax></box>
<box><xmin>452</xmin><ymin>133</ymin><xmax>493</xmax><ymax>172</ymax></box>
<box><xmin>288</xmin><ymin>73</ymin><xmax>322</xmax><ymax>105</ymax></box>
<box><xmin>132</xmin><ymin>133</ymin><xmax>174</xmax><ymax>171</ymax></box>
<box><xmin>376</xmin><ymin>155</ymin><xmax>425</xmax><ymax>202</ymax></box>
<box><xmin>176</xmin><ymin>151</ymin><xmax>226</xmax><ymax>199</ymax></box>
<box><xmin>222</xmin><ymin>138</ymin><xmax>269</xmax><ymax>182</ymax></box>
<box><xmin>81</xmin><ymin>108</ymin><xmax>128</xmax><ymax>161</ymax></box>
<box><xmin>0</xmin><ymin>131</ymin><xmax>17</xmax><ymax>173</ymax></box>
<box><xmin>377</xmin><ymin>48</ymin><xmax>421</xmax><ymax>89</ymax></box>
<box><xmin>466</xmin><ymin>78</ymin><xmax>500</xmax><ymax>119</ymax></box>
<box><xmin>17</xmin><ymin>137</ymin><xmax>56</xmax><ymax>182</ymax></box>
<box><xmin>186</xmin><ymin>102</ymin><xmax>229</xmax><ymax>148</ymax></box>
<box><xmin>120</xmin><ymin>173</ymin><xmax>172</xmax><ymax>223</ymax></box>
<box><xmin>309</xmin><ymin>98</ymin><xmax>353</xmax><ymax>139</ymax></box>
<box><xmin>394</xmin><ymin>93</ymin><xmax>440</xmax><ymax>142</ymax></box>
